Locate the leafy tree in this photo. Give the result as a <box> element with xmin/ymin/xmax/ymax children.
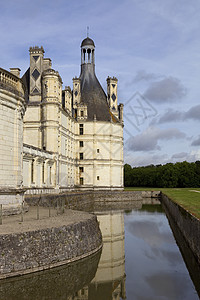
<box><xmin>124</xmin><ymin>161</ymin><xmax>200</xmax><ymax>188</ymax></box>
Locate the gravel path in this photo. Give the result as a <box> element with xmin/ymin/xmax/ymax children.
<box><xmin>0</xmin><ymin>207</ymin><xmax>93</xmax><ymax>235</ymax></box>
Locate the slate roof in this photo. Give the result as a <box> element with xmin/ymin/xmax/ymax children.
<box><xmin>79</xmin><ymin>64</ymin><xmax>118</xmax><ymax>122</ymax></box>
<box><xmin>21</xmin><ymin>68</ymin><xmax>30</xmax><ymax>103</ymax></box>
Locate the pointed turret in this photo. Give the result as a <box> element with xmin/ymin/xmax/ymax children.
<box><xmin>78</xmin><ymin>37</ymin><xmax>117</xmax><ymax>122</ymax></box>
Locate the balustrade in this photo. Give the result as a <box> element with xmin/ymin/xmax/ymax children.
<box><xmin>0</xmin><ymin>67</ymin><xmax>24</xmax><ymax>96</ymax></box>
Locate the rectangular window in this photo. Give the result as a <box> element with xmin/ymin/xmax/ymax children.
<box><xmin>42</xmin><ymin>161</ymin><xmax>45</xmax><ymax>184</ymax></box>
<box><xmin>80</xmin><ymin>177</ymin><xmax>84</xmax><ymax>185</ymax></box>
<box><xmin>31</xmin><ymin>159</ymin><xmax>34</xmax><ymax>184</ymax></box>
<box><xmin>80</xmin><ymin>153</ymin><xmax>83</xmax><ymax>160</ymax></box>
<box><xmin>79</xmin><ymin>167</ymin><xmax>84</xmax><ymax>173</ymax></box>
<box><xmin>79</xmin><ymin>124</ymin><xmax>84</xmax><ymax>135</ymax></box>
<box><xmin>49</xmin><ymin>166</ymin><xmax>52</xmax><ymax>185</ymax></box>
<box><xmin>97</xmin><ymin>176</ymin><xmax>100</xmax><ymax>180</ymax></box>
<box><xmin>81</xmin><ymin>110</ymin><xmax>84</xmax><ymax>117</ymax></box>
<box><xmin>97</xmin><ymin>149</ymin><xmax>100</xmax><ymax>153</ymax></box>
<box><xmin>80</xmin><ymin>141</ymin><xmax>84</xmax><ymax>147</ymax></box>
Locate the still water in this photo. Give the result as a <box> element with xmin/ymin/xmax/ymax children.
<box><xmin>0</xmin><ymin>200</ymin><xmax>199</xmax><ymax>300</ymax></box>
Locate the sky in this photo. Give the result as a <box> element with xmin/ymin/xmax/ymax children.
<box><xmin>1</xmin><ymin>0</ymin><xmax>200</xmax><ymax>167</ymax></box>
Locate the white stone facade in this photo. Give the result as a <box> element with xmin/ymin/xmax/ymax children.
<box><xmin>0</xmin><ymin>68</ymin><xmax>26</xmax><ymax>214</ymax></box>
<box><xmin>0</xmin><ymin>37</ymin><xmax>124</xmax><ymax>212</ymax></box>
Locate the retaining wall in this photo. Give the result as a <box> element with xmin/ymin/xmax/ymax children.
<box><xmin>0</xmin><ymin>211</ymin><xmax>102</xmax><ymax>279</ymax></box>
<box><xmin>25</xmin><ymin>190</ymin><xmax>161</xmax><ymax>208</ymax></box>
<box><xmin>161</xmin><ymin>193</ymin><xmax>200</xmax><ymax>265</ymax></box>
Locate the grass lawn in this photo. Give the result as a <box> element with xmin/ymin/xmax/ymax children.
<box><xmin>124</xmin><ymin>187</ymin><xmax>200</xmax><ymax>219</ymax></box>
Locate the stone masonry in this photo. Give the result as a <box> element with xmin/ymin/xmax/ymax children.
<box><xmin>0</xmin><ymin>210</ymin><xmax>102</xmax><ymax>279</ymax></box>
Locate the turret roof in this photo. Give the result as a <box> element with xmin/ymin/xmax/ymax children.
<box><xmin>81</xmin><ymin>37</ymin><xmax>95</xmax><ymax>47</ymax></box>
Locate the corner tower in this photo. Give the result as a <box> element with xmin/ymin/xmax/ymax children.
<box><xmin>74</xmin><ymin>36</ymin><xmax>124</xmax><ymax>190</ymax></box>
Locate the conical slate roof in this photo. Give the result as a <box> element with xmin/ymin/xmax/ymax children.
<box><xmin>80</xmin><ymin>64</ymin><xmax>116</xmax><ymax>122</ymax></box>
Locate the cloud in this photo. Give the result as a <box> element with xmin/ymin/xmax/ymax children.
<box><xmin>124</xmin><ymin>150</ymin><xmax>200</xmax><ymax>167</ymax></box>
<box><xmin>124</xmin><ymin>152</ymin><xmax>169</xmax><ymax>167</ymax></box>
<box><xmin>133</xmin><ymin>70</ymin><xmax>161</xmax><ymax>82</ymax></box>
<box><xmin>171</xmin><ymin>152</ymin><xmax>188</xmax><ymax>159</ymax></box>
<box><xmin>171</xmin><ymin>150</ymin><xmax>200</xmax><ymax>162</ymax></box>
<box><xmin>185</xmin><ymin>104</ymin><xmax>200</xmax><ymax>120</ymax></box>
<box><xmin>153</xmin><ymin>104</ymin><xmax>200</xmax><ymax>124</ymax></box>
<box><xmin>144</xmin><ymin>77</ymin><xmax>187</xmax><ymax>103</ymax></box>
<box><xmin>154</xmin><ymin>109</ymin><xmax>183</xmax><ymax>124</ymax></box>
<box><xmin>126</xmin><ymin>126</ymin><xmax>186</xmax><ymax>152</ymax></box>
<box><xmin>191</xmin><ymin>135</ymin><xmax>200</xmax><ymax>146</ymax></box>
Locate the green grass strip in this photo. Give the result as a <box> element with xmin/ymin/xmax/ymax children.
<box><xmin>124</xmin><ymin>187</ymin><xmax>200</xmax><ymax>219</ymax></box>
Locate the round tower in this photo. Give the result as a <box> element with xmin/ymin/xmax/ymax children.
<box><xmin>41</xmin><ymin>69</ymin><xmax>62</xmax><ymax>152</ymax></box>
<box><xmin>0</xmin><ymin>68</ymin><xmax>26</xmax><ymax>215</ymax></box>
<box><xmin>75</xmin><ymin>37</ymin><xmax>124</xmax><ymax>190</ymax></box>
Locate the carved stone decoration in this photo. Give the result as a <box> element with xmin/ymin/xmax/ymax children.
<box><xmin>33</xmin><ymin>55</ymin><xmax>39</xmax><ymax>62</ymax></box>
<box><xmin>32</xmin><ymin>69</ymin><xmax>40</xmax><ymax>81</ymax></box>
<box><xmin>111</xmin><ymin>93</ymin><xmax>116</xmax><ymax>101</ymax></box>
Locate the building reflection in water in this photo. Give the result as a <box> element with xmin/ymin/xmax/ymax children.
<box><xmin>70</xmin><ymin>208</ymin><xmax>127</xmax><ymax>300</ymax></box>
<box><xmin>0</xmin><ymin>248</ymin><xmax>101</xmax><ymax>300</ymax></box>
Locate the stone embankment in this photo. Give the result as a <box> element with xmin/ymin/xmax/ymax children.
<box><xmin>0</xmin><ymin>209</ymin><xmax>102</xmax><ymax>279</ymax></box>
<box><xmin>25</xmin><ymin>190</ymin><xmax>160</xmax><ymax>207</ymax></box>
<box><xmin>161</xmin><ymin>193</ymin><xmax>200</xmax><ymax>265</ymax></box>
<box><xmin>0</xmin><ymin>190</ymin><xmax>160</xmax><ymax>280</ymax></box>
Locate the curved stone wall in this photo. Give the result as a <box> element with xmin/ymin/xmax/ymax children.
<box><xmin>0</xmin><ymin>210</ymin><xmax>102</xmax><ymax>279</ymax></box>
<box><xmin>0</xmin><ymin>67</ymin><xmax>26</xmax><ymax>215</ymax></box>
<box><xmin>0</xmin><ymin>250</ymin><xmax>101</xmax><ymax>300</ymax></box>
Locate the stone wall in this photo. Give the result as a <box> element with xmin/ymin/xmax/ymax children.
<box><xmin>0</xmin><ymin>67</ymin><xmax>26</xmax><ymax>214</ymax></box>
<box><xmin>161</xmin><ymin>193</ymin><xmax>200</xmax><ymax>265</ymax></box>
<box><xmin>0</xmin><ymin>212</ymin><xmax>102</xmax><ymax>279</ymax></box>
<box><xmin>0</xmin><ymin>251</ymin><xmax>101</xmax><ymax>300</ymax></box>
<box><xmin>25</xmin><ymin>190</ymin><xmax>161</xmax><ymax>208</ymax></box>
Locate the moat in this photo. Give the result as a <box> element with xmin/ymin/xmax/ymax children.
<box><xmin>0</xmin><ymin>199</ymin><xmax>199</xmax><ymax>300</ymax></box>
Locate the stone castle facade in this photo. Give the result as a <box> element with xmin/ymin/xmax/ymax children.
<box><xmin>0</xmin><ymin>37</ymin><xmax>124</xmax><ymax>214</ymax></box>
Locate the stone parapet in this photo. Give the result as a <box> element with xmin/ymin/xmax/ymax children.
<box><xmin>0</xmin><ymin>67</ymin><xmax>25</xmax><ymax>98</ymax></box>
<box><xmin>0</xmin><ymin>188</ymin><xmax>26</xmax><ymax>216</ymax></box>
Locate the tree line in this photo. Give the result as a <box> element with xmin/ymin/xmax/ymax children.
<box><xmin>124</xmin><ymin>161</ymin><xmax>200</xmax><ymax>188</ymax></box>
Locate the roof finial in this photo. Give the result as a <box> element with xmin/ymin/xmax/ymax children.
<box><xmin>87</xmin><ymin>26</ymin><xmax>89</xmax><ymax>38</ymax></box>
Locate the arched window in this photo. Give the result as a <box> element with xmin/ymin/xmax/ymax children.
<box><xmin>83</xmin><ymin>49</ymin><xmax>86</xmax><ymax>62</ymax></box>
<box><xmin>87</xmin><ymin>48</ymin><xmax>91</xmax><ymax>63</ymax></box>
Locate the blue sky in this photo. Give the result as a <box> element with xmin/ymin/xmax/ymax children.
<box><xmin>1</xmin><ymin>0</ymin><xmax>200</xmax><ymax>166</ymax></box>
